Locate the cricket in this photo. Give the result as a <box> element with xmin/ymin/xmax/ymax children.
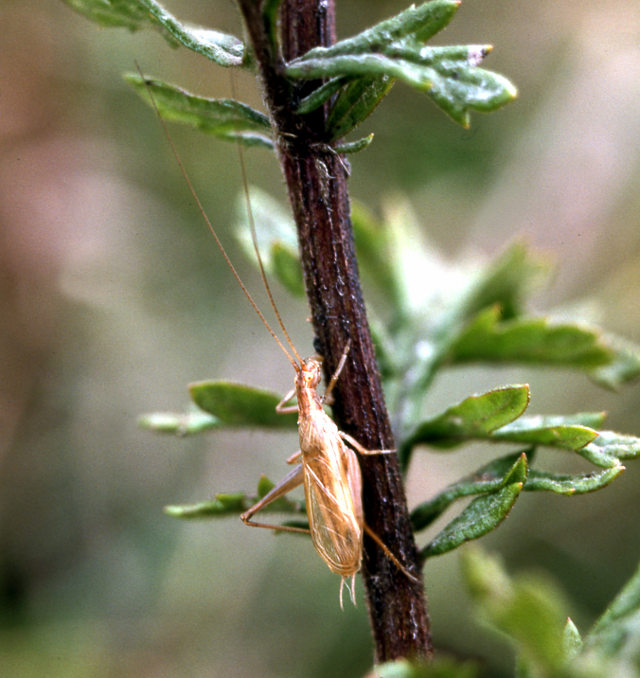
<box><xmin>139</xmin><ymin>67</ymin><xmax>417</xmax><ymax>606</ymax></box>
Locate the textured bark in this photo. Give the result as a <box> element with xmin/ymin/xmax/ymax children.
<box><xmin>236</xmin><ymin>0</ymin><xmax>432</xmax><ymax>662</ymax></box>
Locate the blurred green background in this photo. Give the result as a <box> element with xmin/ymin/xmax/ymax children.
<box><xmin>1</xmin><ymin>1</ymin><xmax>639</xmax><ymax>676</ymax></box>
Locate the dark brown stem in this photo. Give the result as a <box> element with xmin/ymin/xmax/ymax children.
<box><xmin>236</xmin><ymin>0</ymin><xmax>432</xmax><ymax>662</ymax></box>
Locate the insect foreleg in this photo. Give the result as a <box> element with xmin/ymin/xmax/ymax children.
<box><xmin>286</xmin><ymin>450</ymin><xmax>302</xmax><ymax>464</ymax></box>
<box><xmin>240</xmin><ymin>464</ymin><xmax>309</xmax><ymax>533</ymax></box>
<box><xmin>275</xmin><ymin>386</ymin><xmax>298</xmax><ymax>414</ymax></box>
<box><xmin>322</xmin><ymin>340</ymin><xmax>351</xmax><ymax>405</ymax></box>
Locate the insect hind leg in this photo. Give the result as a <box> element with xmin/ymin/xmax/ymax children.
<box><xmin>363</xmin><ymin>523</ymin><xmax>421</xmax><ymax>585</ymax></box>
<box><xmin>339</xmin><ymin>431</ymin><xmax>394</xmax><ymax>456</ymax></box>
<box><xmin>240</xmin><ymin>464</ymin><xmax>309</xmax><ymax>534</ymax></box>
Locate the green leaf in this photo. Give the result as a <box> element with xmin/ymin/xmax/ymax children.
<box><xmin>461</xmin><ymin>548</ymin><xmax>570</xmax><ymax>674</ymax></box>
<box><xmin>402</xmin><ymin>384</ymin><xmax>530</xmax><ymax>455</ymax></box>
<box><xmin>270</xmin><ymin>242</ymin><xmax>305</xmax><ymax>297</ymax></box>
<box><xmin>563</xmin><ymin>618</ymin><xmax>583</xmax><ymax>660</ymax></box>
<box><xmin>137</xmin><ymin>409</ymin><xmax>219</xmax><ymax>435</ymax></box>
<box><xmin>450</xmin><ymin>307</ymin><xmax>615</xmax><ymax>369</ymax></box>
<box><xmin>189</xmin><ymin>381</ymin><xmax>298</xmax><ymax>429</ymax></box>
<box><xmin>234</xmin><ymin>187</ymin><xmax>303</xmax><ymax>294</ymax></box>
<box><xmin>411</xmin><ymin>447</ymin><xmax>623</xmax><ymax>533</ymax></box>
<box><xmin>458</xmin><ymin>242</ymin><xmax>548</xmax><ymax>321</ymax></box>
<box><xmin>63</xmin><ymin>0</ymin><xmax>247</xmax><ymax>66</ymax></box>
<box><xmin>493</xmin><ymin>414</ymin><xmax>600</xmax><ymax>451</ymax></box>
<box><xmin>590</xmin><ymin>333</ymin><xmax>640</xmax><ymax>389</ymax></box>
<box><xmin>421</xmin><ymin>455</ymin><xmax>527</xmax><ymax>558</ymax></box>
<box><xmin>376</xmin><ymin>657</ymin><xmax>478</xmax><ymax>678</ymax></box>
<box><xmin>288</xmin><ymin>49</ymin><xmax>516</xmax><ymax>128</ymax></box>
<box><xmin>165</xmin><ymin>492</ymin><xmax>249</xmax><ymax>518</ymax></box>
<box><xmin>411</xmin><ymin>451</ymin><xmax>527</xmax><ymax>531</ymax></box>
<box><xmin>62</xmin><ymin>0</ymin><xmax>149</xmax><ymax>29</ymax></box>
<box><xmin>295</xmin><ymin>1</ymin><xmax>461</xmax><ymax>59</ymax></box>
<box><xmin>296</xmin><ymin>77</ymin><xmax>349</xmax><ymax>115</ymax></box>
<box><xmin>326</xmin><ymin>76</ymin><xmax>395</xmax><ymax>140</ymax></box>
<box><xmin>584</xmin><ymin>559</ymin><xmax>640</xmax><ymax>663</ymax></box>
<box><xmin>164</xmin><ymin>475</ymin><xmax>305</xmax><ymax>519</ymax></box>
<box><xmin>351</xmin><ymin>201</ymin><xmax>400</xmax><ymax>304</ymax></box>
<box><xmin>578</xmin><ymin>430</ymin><xmax>640</xmax><ymax>468</ymax></box>
<box><xmin>525</xmin><ymin>465</ymin><xmax>624</xmax><ymax>494</ymax></box>
<box><xmin>125</xmin><ymin>74</ymin><xmax>272</xmax><ymax>148</ymax></box>
<box><xmin>286</xmin><ymin>1</ymin><xmax>516</xmax><ymax>128</ymax></box>
<box><xmin>334</xmin><ymin>134</ymin><xmax>375</xmax><ymax>154</ymax></box>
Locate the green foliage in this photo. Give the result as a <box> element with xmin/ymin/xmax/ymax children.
<box><xmin>165</xmin><ymin>475</ymin><xmax>305</xmax><ymax>520</ymax></box>
<box><xmin>189</xmin><ymin>381</ymin><xmax>298</xmax><ymax>429</ymax></box>
<box><xmin>66</xmin><ymin>0</ymin><xmax>517</xmax><ymax>150</ymax></box>
<box><xmin>457</xmin><ymin>548</ymin><xmax>640</xmax><ymax>677</ymax></box>
<box><xmin>382</xmin><ymin>549</ymin><xmax>640</xmax><ymax>677</ymax></box>
<box><xmin>420</xmin><ymin>455</ymin><xmax>526</xmax><ymax>558</ymax></box>
<box><xmin>147</xmin><ymin>196</ymin><xmax>640</xmax><ymax>554</ymax></box>
<box><xmin>62</xmin><ymin>0</ymin><xmax>247</xmax><ymax>66</ymax></box>
<box><xmin>286</xmin><ymin>2</ymin><xmax>517</xmax><ymax>128</ymax></box>
<box><xmin>62</xmin><ymin>0</ymin><xmax>640</xmax><ymax>670</ymax></box>
<box><xmin>376</xmin><ymin>656</ymin><xmax>479</xmax><ymax>677</ymax></box>
<box><xmin>125</xmin><ymin>74</ymin><xmax>273</xmax><ymax>148</ymax></box>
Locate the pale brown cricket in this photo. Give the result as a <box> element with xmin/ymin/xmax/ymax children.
<box><xmin>139</xmin><ymin>66</ymin><xmax>417</xmax><ymax>606</ymax></box>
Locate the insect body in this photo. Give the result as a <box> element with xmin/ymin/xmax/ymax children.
<box><xmin>140</xmin><ymin>67</ymin><xmax>414</xmax><ymax>605</ymax></box>
<box><xmin>241</xmin><ymin>352</ymin><xmax>414</xmax><ymax>606</ymax></box>
<box><xmin>241</xmin><ymin>355</ymin><xmax>370</xmax><ymax>605</ymax></box>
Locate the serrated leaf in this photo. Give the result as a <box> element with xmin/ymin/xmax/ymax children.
<box><xmin>138</xmin><ymin>409</ymin><xmax>219</xmax><ymax>435</ymax></box>
<box><xmin>402</xmin><ymin>385</ymin><xmax>530</xmax><ymax>458</ymax></box>
<box><xmin>125</xmin><ymin>74</ymin><xmax>272</xmax><ymax>148</ymax></box>
<box><xmin>411</xmin><ymin>451</ymin><xmax>527</xmax><ymax>531</ymax></box>
<box><xmin>189</xmin><ymin>381</ymin><xmax>298</xmax><ymax>428</ymax></box>
<box><xmin>327</xmin><ymin>76</ymin><xmax>395</xmax><ymax>140</ymax></box>
<box><xmin>450</xmin><ymin>307</ymin><xmax>615</xmax><ymax>369</ymax></box>
<box><xmin>64</xmin><ymin>0</ymin><xmax>247</xmax><ymax>66</ymax></box>
<box><xmin>421</xmin><ymin>462</ymin><xmax>525</xmax><ymax>558</ymax></box>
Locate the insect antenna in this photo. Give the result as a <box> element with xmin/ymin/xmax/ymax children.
<box><xmin>136</xmin><ymin>62</ymin><xmax>299</xmax><ymax>372</ymax></box>
<box><xmin>230</xmin><ymin>75</ymin><xmax>304</xmax><ymax>368</ymax></box>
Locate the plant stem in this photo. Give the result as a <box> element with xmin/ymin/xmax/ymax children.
<box><xmin>236</xmin><ymin>0</ymin><xmax>432</xmax><ymax>662</ymax></box>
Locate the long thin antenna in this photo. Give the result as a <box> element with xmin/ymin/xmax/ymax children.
<box><xmin>135</xmin><ymin>62</ymin><xmax>299</xmax><ymax>371</ymax></box>
<box><xmin>229</xmin><ymin>73</ymin><xmax>303</xmax><ymax>366</ymax></box>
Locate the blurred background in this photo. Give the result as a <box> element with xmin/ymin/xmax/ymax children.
<box><xmin>1</xmin><ymin>0</ymin><xmax>639</xmax><ymax>676</ymax></box>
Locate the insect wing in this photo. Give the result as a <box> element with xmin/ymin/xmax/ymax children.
<box><xmin>303</xmin><ymin>435</ymin><xmax>363</xmax><ymax>576</ymax></box>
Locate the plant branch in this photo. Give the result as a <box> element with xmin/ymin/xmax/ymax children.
<box><xmin>236</xmin><ymin>0</ymin><xmax>432</xmax><ymax>662</ymax></box>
